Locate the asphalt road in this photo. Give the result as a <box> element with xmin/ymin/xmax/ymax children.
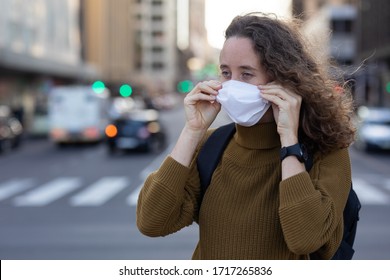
<box><xmin>0</xmin><ymin>106</ymin><xmax>389</xmax><ymax>260</ymax></box>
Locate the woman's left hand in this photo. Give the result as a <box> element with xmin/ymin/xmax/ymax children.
<box><xmin>259</xmin><ymin>83</ymin><xmax>302</xmax><ymax>147</ymax></box>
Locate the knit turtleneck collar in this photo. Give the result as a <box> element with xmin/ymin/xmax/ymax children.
<box><xmin>234</xmin><ymin>122</ymin><xmax>281</xmax><ymax>150</ymax></box>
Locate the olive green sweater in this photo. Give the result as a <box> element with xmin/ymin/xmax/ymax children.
<box><xmin>136</xmin><ymin>122</ymin><xmax>352</xmax><ymax>259</ymax></box>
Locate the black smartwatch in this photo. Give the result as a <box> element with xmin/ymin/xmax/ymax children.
<box><xmin>280</xmin><ymin>143</ymin><xmax>308</xmax><ymax>163</ymax></box>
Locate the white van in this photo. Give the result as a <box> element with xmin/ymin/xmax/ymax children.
<box><xmin>48</xmin><ymin>85</ymin><xmax>110</xmax><ymax>144</ymax></box>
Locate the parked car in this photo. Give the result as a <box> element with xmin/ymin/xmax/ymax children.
<box><xmin>0</xmin><ymin>105</ymin><xmax>23</xmax><ymax>153</ymax></box>
<box><xmin>354</xmin><ymin>106</ymin><xmax>390</xmax><ymax>151</ymax></box>
<box><xmin>105</xmin><ymin>109</ymin><xmax>167</xmax><ymax>154</ymax></box>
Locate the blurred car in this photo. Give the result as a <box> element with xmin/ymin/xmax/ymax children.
<box><xmin>354</xmin><ymin>106</ymin><xmax>390</xmax><ymax>151</ymax></box>
<box><xmin>48</xmin><ymin>85</ymin><xmax>110</xmax><ymax>145</ymax></box>
<box><xmin>105</xmin><ymin>109</ymin><xmax>167</xmax><ymax>154</ymax></box>
<box><xmin>29</xmin><ymin>107</ymin><xmax>49</xmax><ymax>138</ymax></box>
<box><xmin>0</xmin><ymin>105</ymin><xmax>23</xmax><ymax>153</ymax></box>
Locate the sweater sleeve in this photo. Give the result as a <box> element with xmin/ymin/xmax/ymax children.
<box><xmin>278</xmin><ymin>148</ymin><xmax>352</xmax><ymax>259</ymax></box>
<box><xmin>136</xmin><ymin>128</ymin><xmax>216</xmax><ymax>237</ymax></box>
<box><xmin>136</xmin><ymin>156</ymin><xmax>202</xmax><ymax>237</ymax></box>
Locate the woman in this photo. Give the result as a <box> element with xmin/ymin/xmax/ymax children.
<box><xmin>136</xmin><ymin>13</ymin><xmax>356</xmax><ymax>260</ymax></box>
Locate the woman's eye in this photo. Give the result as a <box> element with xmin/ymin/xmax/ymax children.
<box><xmin>242</xmin><ymin>73</ymin><xmax>253</xmax><ymax>78</ymax></box>
<box><xmin>221</xmin><ymin>71</ymin><xmax>231</xmax><ymax>78</ymax></box>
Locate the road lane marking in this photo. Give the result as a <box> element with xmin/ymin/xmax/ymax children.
<box><xmin>127</xmin><ymin>184</ymin><xmax>143</xmax><ymax>206</ymax></box>
<box><xmin>353</xmin><ymin>178</ymin><xmax>390</xmax><ymax>205</ymax></box>
<box><xmin>13</xmin><ymin>177</ymin><xmax>82</xmax><ymax>206</ymax></box>
<box><xmin>127</xmin><ymin>143</ymin><xmax>175</xmax><ymax>206</ymax></box>
<box><xmin>70</xmin><ymin>176</ymin><xmax>130</xmax><ymax>206</ymax></box>
<box><xmin>0</xmin><ymin>179</ymin><xmax>35</xmax><ymax>201</ymax></box>
<box><xmin>129</xmin><ymin>176</ymin><xmax>390</xmax><ymax>207</ymax></box>
<box><xmin>2</xmin><ymin>172</ymin><xmax>389</xmax><ymax>207</ymax></box>
<box><xmin>384</xmin><ymin>179</ymin><xmax>390</xmax><ymax>191</ymax></box>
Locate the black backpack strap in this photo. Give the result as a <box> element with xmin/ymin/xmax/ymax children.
<box><xmin>197</xmin><ymin>123</ymin><xmax>236</xmax><ymax>201</ymax></box>
<box><xmin>330</xmin><ymin>184</ymin><xmax>361</xmax><ymax>260</ymax></box>
<box><xmin>342</xmin><ymin>185</ymin><xmax>361</xmax><ymax>245</ymax></box>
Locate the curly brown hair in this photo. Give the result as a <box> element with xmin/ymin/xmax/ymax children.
<box><xmin>225</xmin><ymin>13</ymin><xmax>356</xmax><ymax>155</ymax></box>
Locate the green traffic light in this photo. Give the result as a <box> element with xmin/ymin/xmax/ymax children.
<box><xmin>119</xmin><ymin>84</ymin><xmax>133</xmax><ymax>97</ymax></box>
<box><xmin>92</xmin><ymin>81</ymin><xmax>105</xmax><ymax>94</ymax></box>
<box><xmin>177</xmin><ymin>80</ymin><xmax>194</xmax><ymax>93</ymax></box>
<box><xmin>386</xmin><ymin>82</ymin><xmax>390</xmax><ymax>94</ymax></box>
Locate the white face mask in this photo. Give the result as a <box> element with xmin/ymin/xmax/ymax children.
<box><xmin>216</xmin><ymin>80</ymin><xmax>270</xmax><ymax>127</ymax></box>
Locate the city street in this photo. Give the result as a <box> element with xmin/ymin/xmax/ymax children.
<box><xmin>1</xmin><ymin>106</ymin><xmax>390</xmax><ymax>260</ymax></box>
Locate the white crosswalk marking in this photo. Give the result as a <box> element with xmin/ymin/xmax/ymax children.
<box><xmin>0</xmin><ymin>174</ymin><xmax>389</xmax><ymax>207</ymax></box>
<box><xmin>13</xmin><ymin>177</ymin><xmax>82</xmax><ymax>206</ymax></box>
<box><xmin>0</xmin><ymin>179</ymin><xmax>35</xmax><ymax>201</ymax></box>
<box><xmin>353</xmin><ymin>178</ymin><xmax>390</xmax><ymax>205</ymax></box>
<box><xmin>126</xmin><ymin>179</ymin><xmax>390</xmax><ymax>208</ymax></box>
<box><xmin>127</xmin><ymin>184</ymin><xmax>143</xmax><ymax>206</ymax></box>
<box><xmin>70</xmin><ymin>177</ymin><xmax>130</xmax><ymax>206</ymax></box>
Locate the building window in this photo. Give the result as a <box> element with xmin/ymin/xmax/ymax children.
<box><xmin>152</xmin><ymin>0</ymin><xmax>163</xmax><ymax>6</ymax></box>
<box><xmin>152</xmin><ymin>30</ymin><xmax>164</xmax><ymax>41</ymax></box>
<box><xmin>331</xmin><ymin>19</ymin><xmax>353</xmax><ymax>34</ymax></box>
<box><xmin>151</xmin><ymin>46</ymin><xmax>164</xmax><ymax>53</ymax></box>
<box><xmin>152</xmin><ymin>62</ymin><xmax>165</xmax><ymax>70</ymax></box>
<box><xmin>134</xmin><ymin>31</ymin><xmax>142</xmax><ymax>70</ymax></box>
<box><xmin>151</xmin><ymin>15</ymin><xmax>163</xmax><ymax>21</ymax></box>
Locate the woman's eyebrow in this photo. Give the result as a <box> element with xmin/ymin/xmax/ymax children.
<box><xmin>219</xmin><ymin>64</ymin><xmax>228</xmax><ymax>69</ymax></box>
<box><xmin>239</xmin><ymin>65</ymin><xmax>257</xmax><ymax>71</ymax></box>
<box><xmin>219</xmin><ymin>64</ymin><xmax>257</xmax><ymax>71</ymax></box>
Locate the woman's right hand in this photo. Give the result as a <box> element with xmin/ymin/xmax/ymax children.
<box><xmin>170</xmin><ymin>80</ymin><xmax>222</xmax><ymax>167</ymax></box>
<box><xmin>183</xmin><ymin>80</ymin><xmax>222</xmax><ymax>133</ymax></box>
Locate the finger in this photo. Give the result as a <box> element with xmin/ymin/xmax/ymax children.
<box><xmin>195</xmin><ymin>81</ymin><xmax>221</xmax><ymax>96</ymax></box>
<box><xmin>185</xmin><ymin>92</ymin><xmax>216</xmax><ymax>103</ymax></box>
<box><xmin>208</xmin><ymin>80</ymin><xmax>223</xmax><ymax>90</ymax></box>
<box><xmin>260</xmin><ymin>86</ymin><xmax>301</xmax><ymax>105</ymax></box>
<box><xmin>260</xmin><ymin>90</ymin><xmax>301</xmax><ymax>112</ymax></box>
<box><xmin>259</xmin><ymin>84</ymin><xmax>301</xmax><ymax>101</ymax></box>
<box><xmin>260</xmin><ymin>92</ymin><xmax>286</xmax><ymax>107</ymax></box>
<box><xmin>262</xmin><ymin>94</ymin><xmax>301</xmax><ymax>113</ymax></box>
<box><xmin>185</xmin><ymin>89</ymin><xmax>217</xmax><ymax>105</ymax></box>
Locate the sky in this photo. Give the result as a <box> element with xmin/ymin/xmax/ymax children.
<box><xmin>205</xmin><ymin>0</ymin><xmax>292</xmax><ymax>49</ymax></box>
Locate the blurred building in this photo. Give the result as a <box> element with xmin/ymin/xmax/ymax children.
<box><xmin>354</xmin><ymin>0</ymin><xmax>390</xmax><ymax>107</ymax></box>
<box><xmin>178</xmin><ymin>0</ymin><xmax>216</xmax><ymax>82</ymax></box>
<box><xmin>0</xmin><ymin>0</ymin><xmax>95</xmax><ymax>131</ymax></box>
<box><xmin>292</xmin><ymin>0</ymin><xmax>358</xmax><ymax>68</ymax></box>
<box><xmin>81</xmin><ymin>0</ymin><xmax>134</xmax><ymax>95</ymax></box>
<box><xmin>0</xmin><ymin>0</ymin><xmax>212</xmax><ymax>134</ymax></box>
<box><xmin>131</xmin><ymin>0</ymin><xmax>179</xmax><ymax>95</ymax></box>
<box><xmin>82</xmin><ymin>0</ymin><xmax>212</xmax><ymax>97</ymax></box>
<box><xmin>292</xmin><ymin>0</ymin><xmax>390</xmax><ymax>107</ymax></box>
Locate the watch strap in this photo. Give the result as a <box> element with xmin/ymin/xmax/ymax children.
<box><xmin>280</xmin><ymin>143</ymin><xmax>307</xmax><ymax>162</ymax></box>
